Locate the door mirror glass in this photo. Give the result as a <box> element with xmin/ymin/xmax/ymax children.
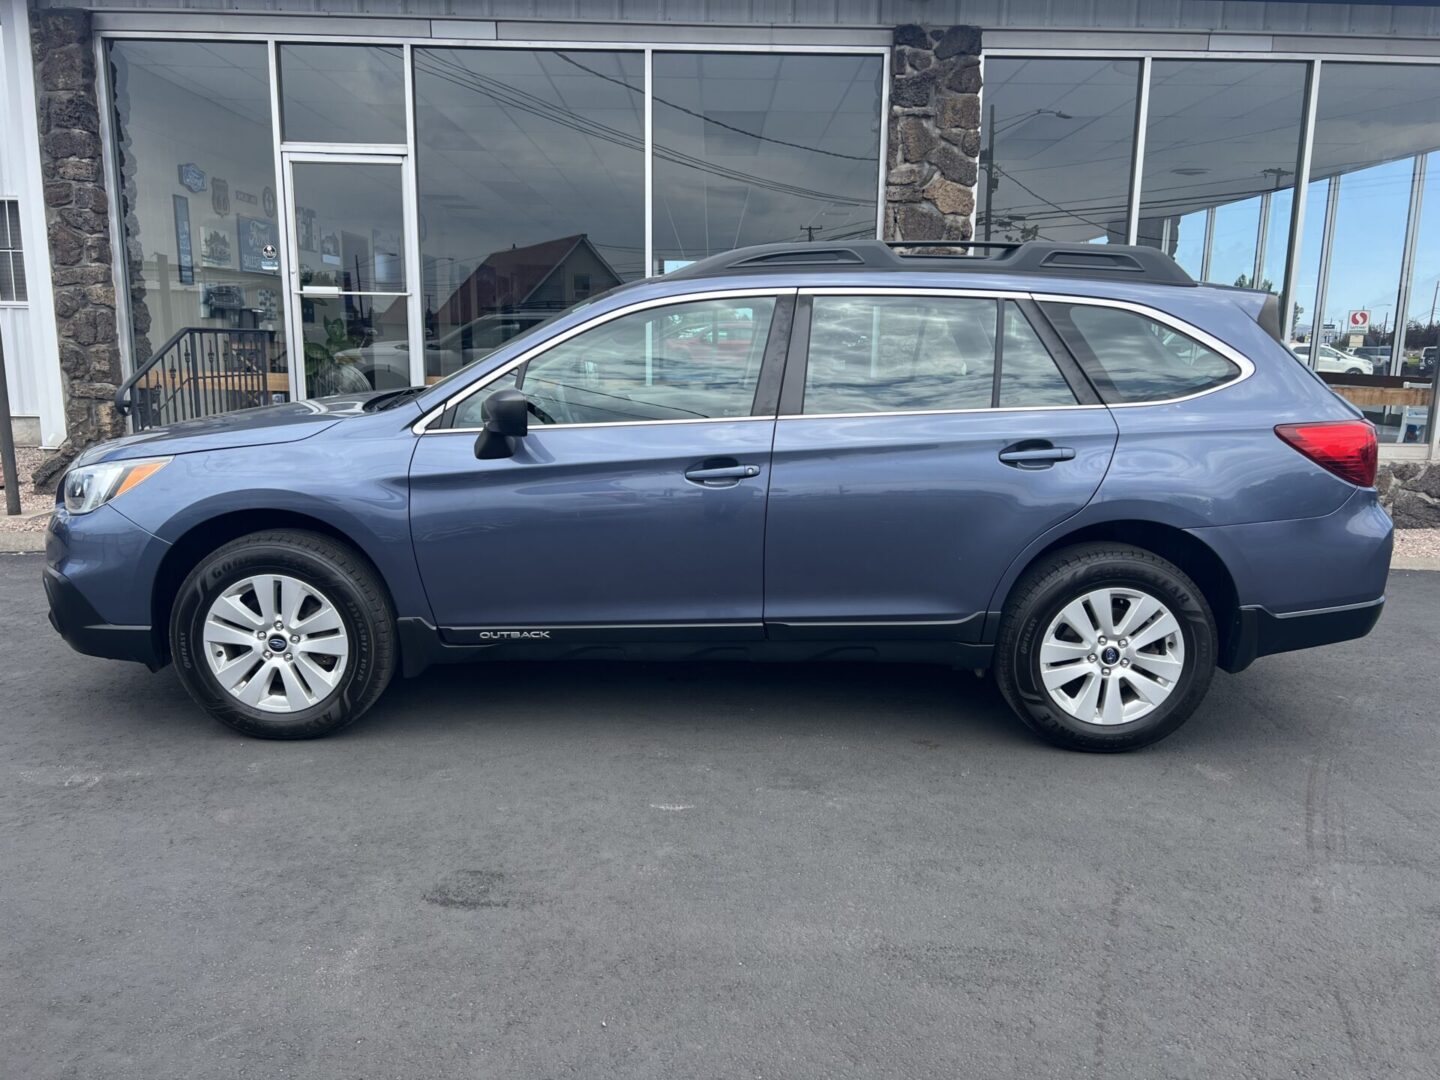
<box><xmin>474</xmin><ymin>388</ymin><xmax>529</xmax><ymax>459</ymax></box>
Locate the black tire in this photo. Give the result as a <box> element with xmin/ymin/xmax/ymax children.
<box><xmin>994</xmin><ymin>543</ymin><xmax>1217</xmax><ymax>752</ymax></box>
<box><xmin>169</xmin><ymin>529</ymin><xmax>396</xmax><ymax>739</ymax></box>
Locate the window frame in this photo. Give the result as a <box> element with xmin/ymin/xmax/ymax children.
<box><xmin>778</xmin><ymin>287</ymin><xmax>1110</xmax><ymax>419</ymax></box>
<box><xmin>419</xmin><ymin>287</ymin><xmax>798</xmax><ymax>433</ymax></box>
<box><xmin>0</xmin><ymin>199</ymin><xmax>27</xmax><ymax>304</ymax></box>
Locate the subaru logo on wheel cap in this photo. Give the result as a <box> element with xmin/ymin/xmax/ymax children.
<box><xmin>268</xmin><ymin>635</ymin><xmax>288</xmax><ymax>652</ymax></box>
<box><xmin>1101</xmin><ymin>646</ymin><xmax>1121</xmax><ymax>666</ymax></box>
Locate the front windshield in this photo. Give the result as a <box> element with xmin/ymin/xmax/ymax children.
<box><xmin>421</xmin><ymin>285</ymin><xmax>626</xmax><ymax>399</ymax></box>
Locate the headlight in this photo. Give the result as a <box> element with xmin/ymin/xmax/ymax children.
<box><xmin>62</xmin><ymin>457</ymin><xmax>171</xmax><ymax>514</ymax></box>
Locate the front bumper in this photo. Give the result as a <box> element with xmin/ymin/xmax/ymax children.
<box><xmin>44</xmin><ymin>565</ymin><xmax>163</xmax><ymax>668</ymax></box>
<box><xmin>45</xmin><ymin>504</ymin><xmax>169</xmax><ymax>668</ymax></box>
<box><xmin>1222</xmin><ymin>596</ymin><xmax>1384</xmax><ymax>673</ymax></box>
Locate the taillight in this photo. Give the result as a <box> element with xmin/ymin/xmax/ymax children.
<box><xmin>1274</xmin><ymin>420</ymin><xmax>1378</xmax><ymax>487</ymax></box>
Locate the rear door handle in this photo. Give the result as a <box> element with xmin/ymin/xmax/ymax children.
<box><xmin>999</xmin><ymin>444</ymin><xmax>1076</xmax><ymax>469</ymax></box>
<box><xmin>685</xmin><ymin>462</ymin><xmax>761</xmax><ymax>484</ymax></box>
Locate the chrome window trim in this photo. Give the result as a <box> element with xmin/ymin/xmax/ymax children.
<box><xmin>427</xmin><ymin>284</ymin><xmax>1262</xmax><ymax>431</ymax></box>
<box><xmin>413</xmin><ymin>287</ymin><xmax>798</xmax><ymax>434</ymax></box>
<box><xmin>417</xmin><ymin>286</ymin><xmax>1256</xmax><ymax>432</ymax></box>
<box><xmin>778</xmin><ymin>405</ymin><xmax>1108</xmax><ymax>421</ymax></box>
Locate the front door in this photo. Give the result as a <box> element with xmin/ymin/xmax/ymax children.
<box><xmin>408</xmin><ymin>292</ymin><xmax>793</xmax><ymax>636</ymax></box>
<box><xmin>281</xmin><ymin>153</ymin><xmax>421</xmax><ymax>396</ymax></box>
<box><xmin>764</xmin><ymin>291</ymin><xmax>1118</xmax><ymax>637</ymax></box>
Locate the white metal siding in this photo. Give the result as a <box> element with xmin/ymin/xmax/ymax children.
<box><xmin>1</xmin><ymin>0</ymin><xmax>65</xmax><ymax>444</ymax></box>
<box><xmin>0</xmin><ymin>7</ymin><xmax>38</xmax><ymax>418</ymax></box>
<box><xmin>0</xmin><ymin>307</ymin><xmax>39</xmax><ymax>417</ymax></box>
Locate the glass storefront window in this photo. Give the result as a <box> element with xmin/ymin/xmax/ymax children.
<box><xmin>279</xmin><ymin>45</ymin><xmax>406</xmax><ymax>144</ymax></box>
<box><xmin>980</xmin><ymin>58</ymin><xmax>1139</xmax><ymax>244</ymax></box>
<box><xmin>1289</xmin><ymin>177</ymin><xmax>1330</xmax><ymax>343</ymax></box>
<box><xmin>414</xmin><ymin>48</ymin><xmax>644</xmax><ymax>382</ymax></box>
<box><xmin>1400</xmin><ymin>153</ymin><xmax>1440</xmax><ymax>444</ymax></box>
<box><xmin>1258</xmin><ymin>187</ymin><xmax>1294</xmax><ymax>296</ymax></box>
<box><xmin>1307</xmin><ymin>63</ymin><xmax>1440</xmax><ymax>444</ymax></box>
<box><xmin>651</xmin><ymin>53</ymin><xmax>882</xmax><ymax>271</ymax></box>
<box><xmin>291</xmin><ymin>162</ymin><xmax>405</xmax><ymax>293</ymax></box>
<box><xmin>1137</xmin><ymin>60</ymin><xmax>1306</xmax><ymax>289</ymax></box>
<box><xmin>290</xmin><ymin>161</ymin><xmax>409</xmax><ymax>391</ymax></box>
<box><xmin>1208</xmin><ymin>197</ymin><xmax>1264</xmax><ymax>288</ymax></box>
<box><xmin>109</xmin><ymin>41</ymin><xmax>291</xmax><ymax>415</ymax></box>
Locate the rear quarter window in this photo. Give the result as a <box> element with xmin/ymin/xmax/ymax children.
<box><xmin>1042</xmin><ymin>302</ymin><xmax>1241</xmax><ymax>404</ymax></box>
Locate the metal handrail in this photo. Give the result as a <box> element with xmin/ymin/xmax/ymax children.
<box><xmin>116</xmin><ymin>327</ymin><xmax>279</xmax><ymax>430</ymax></box>
<box><xmin>114</xmin><ymin>325</ymin><xmax>196</xmax><ymax>415</ymax></box>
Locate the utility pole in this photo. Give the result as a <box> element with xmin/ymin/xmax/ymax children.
<box><xmin>0</xmin><ymin>326</ymin><xmax>21</xmax><ymax>516</ymax></box>
<box><xmin>1430</xmin><ymin>278</ymin><xmax>1439</xmax><ymax>328</ymax></box>
<box><xmin>801</xmin><ymin>225</ymin><xmax>819</xmax><ymax>242</ymax></box>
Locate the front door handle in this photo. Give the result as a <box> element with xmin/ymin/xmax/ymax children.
<box><xmin>999</xmin><ymin>442</ymin><xmax>1076</xmax><ymax>469</ymax></box>
<box><xmin>684</xmin><ymin>461</ymin><xmax>761</xmax><ymax>485</ymax></box>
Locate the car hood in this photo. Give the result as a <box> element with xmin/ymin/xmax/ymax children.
<box><xmin>77</xmin><ymin>392</ymin><xmax>389</xmax><ymax>465</ymax></box>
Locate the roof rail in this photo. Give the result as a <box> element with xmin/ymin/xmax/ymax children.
<box><xmin>660</xmin><ymin>239</ymin><xmax>1196</xmax><ymax>287</ymax></box>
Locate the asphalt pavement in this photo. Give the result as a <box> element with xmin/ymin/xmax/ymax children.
<box><xmin>3</xmin><ymin>552</ymin><xmax>1439</xmax><ymax>1079</ymax></box>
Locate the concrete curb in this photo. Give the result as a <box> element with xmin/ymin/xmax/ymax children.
<box><xmin>1393</xmin><ymin>556</ymin><xmax>1440</xmax><ymax>572</ymax></box>
<box><xmin>0</xmin><ymin>533</ymin><xmax>46</xmax><ymax>553</ymax></box>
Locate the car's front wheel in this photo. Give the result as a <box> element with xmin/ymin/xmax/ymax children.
<box><xmin>170</xmin><ymin>530</ymin><xmax>396</xmax><ymax>738</ymax></box>
<box><xmin>994</xmin><ymin>543</ymin><xmax>1216</xmax><ymax>752</ymax></box>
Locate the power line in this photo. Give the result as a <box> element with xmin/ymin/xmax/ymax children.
<box><xmin>554</xmin><ymin>52</ymin><xmax>878</xmax><ymax>163</ymax></box>
<box><xmin>413</xmin><ymin>53</ymin><xmax>875</xmax><ymax>207</ymax></box>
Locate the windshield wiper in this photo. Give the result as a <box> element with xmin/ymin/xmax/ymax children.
<box><xmin>367</xmin><ymin>386</ymin><xmax>426</xmax><ymax>412</ymax></box>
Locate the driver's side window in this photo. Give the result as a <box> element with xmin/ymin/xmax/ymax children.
<box><xmin>453</xmin><ymin>296</ymin><xmax>777</xmax><ymax>428</ymax></box>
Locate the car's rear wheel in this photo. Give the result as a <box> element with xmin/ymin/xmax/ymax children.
<box><xmin>994</xmin><ymin>543</ymin><xmax>1216</xmax><ymax>752</ymax></box>
<box><xmin>170</xmin><ymin>530</ymin><xmax>396</xmax><ymax>739</ymax></box>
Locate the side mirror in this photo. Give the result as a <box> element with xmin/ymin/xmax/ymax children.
<box><xmin>474</xmin><ymin>387</ymin><xmax>529</xmax><ymax>460</ymax></box>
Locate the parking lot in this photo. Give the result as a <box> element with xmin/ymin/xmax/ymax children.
<box><xmin>3</xmin><ymin>552</ymin><xmax>1439</xmax><ymax>1079</ymax></box>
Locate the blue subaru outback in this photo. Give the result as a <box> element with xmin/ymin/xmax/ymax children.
<box><xmin>45</xmin><ymin>242</ymin><xmax>1392</xmax><ymax>751</ymax></box>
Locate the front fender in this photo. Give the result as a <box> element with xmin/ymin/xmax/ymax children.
<box><xmin>108</xmin><ymin>417</ymin><xmax>433</xmax><ymax>623</ymax></box>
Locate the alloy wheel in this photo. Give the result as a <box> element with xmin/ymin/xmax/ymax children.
<box><xmin>1038</xmin><ymin>586</ymin><xmax>1186</xmax><ymax>726</ymax></box>
<box><xmin>201</xmin><ymin>574</ymin><xmax>350</xmax><ymax>713</ymax></box>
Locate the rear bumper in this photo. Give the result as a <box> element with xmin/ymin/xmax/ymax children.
<box><xmin>1221</xmin><ymin>596</ymin><xmax>1383</xmax><ymax>674</ymax></box>
<box><xmin>44</xmin><ymin>565</ymin><xmax>163</xmax><ymax>668</ymax></box>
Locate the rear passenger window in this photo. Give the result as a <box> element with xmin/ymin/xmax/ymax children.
<box><xmin>803</xmin><ymin>296</ymin><xmax>996</xmax><ymax>414</ymax></box>
<box><xmin>1042</xmin><ymin>302</ymin><xmax>1240</xmax><ymax>404</ymax></box>
<box><xmin>801</xmin><ymin>295</ymin><xmax>1079</xmax><ymax>415</ymax></box>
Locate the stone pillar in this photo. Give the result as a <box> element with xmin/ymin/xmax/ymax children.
<box><xmin>885</xmin><ymin>25</ymin><xmax>982</xmax><ymax>244</ymax></box>
<box><xmin>1377</xmin><ymin>463</ymin><xmax>1440</xmax><ymax>528</ymax></box>
<box><xmin>29</xmin><ymin>6</ymin><xmax>124</xmax><ymax>491</ymax></box>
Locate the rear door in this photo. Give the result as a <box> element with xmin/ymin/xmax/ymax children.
<box><xmin>762</xmin><ymin>288</ymin><xmax>1118</xmax><ymax>637</ymax></box>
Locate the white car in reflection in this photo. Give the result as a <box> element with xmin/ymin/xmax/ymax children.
<box><xmin>337</xmin><ymin>312</ymin><xmax>555</xmax><ymax>389</ymax></box>
<box><xmin>1289</xmin><ymin>343</ymin><xmax>1374</xmax><ymax>376</ymax></box>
